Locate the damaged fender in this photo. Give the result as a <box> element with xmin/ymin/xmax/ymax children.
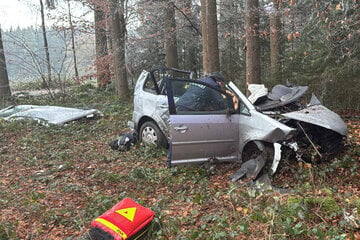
<box><xmin>281</xmin><ymin>105</ymin><xmax>348</xmax><ymax>136</ymax></box>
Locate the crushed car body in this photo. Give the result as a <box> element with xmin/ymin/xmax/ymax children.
<box><xmin>0</xmin><ymin>105</ymin><xmax>103</xmax><ymax>125</ymax></box>
<box><xmin>129</xmin><ymin>68</ymin><xmax>348</xmax><ymax>179</ymax></box>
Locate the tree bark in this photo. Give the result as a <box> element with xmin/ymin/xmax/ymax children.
<box><xmin>164</xmin><ymin>2</ymin><xmax>179</xmax><ymax>69</ymax></box>
<box><xmin>245</xmin><ymin>0</ymin><xmax>261</xmax><ymax>87</ymax></box>
<box><xmin>269</xmin><ymin>0</ymin><xmax>282</xmax><ymax>86</ymax></box>
<box><xmin>201</xmin><ymin>0</ymin><xmax>220</xmax><ymax>75</ymax></box>
<box><xmin>0</xmin><ymin>26</ymin><xmax>11</xmax><ymax>98</ymax></box>
<box><xmin>67</xmin><ymin>0</ymin><xmax>79</xmax><ymax>80</ymax></box>
<box><xmin>200</xmin><ymin>0</ymin><xmax>209</xmax><ymax>74</ymax></box>
<box><xmin>94</xmin><ymin>3</ymin><xmax>110</xmax><ymax>87</ymax></box>
<box><xmin>40</xmin><ymin>0</ymin><xmax>52</xmax><ymax>84</ymax></box>
<box><xmin>110</xmin><ymin>0</ymin><xmax>128</xmax><ymax>98</ymax></box>
<box><xmin>206</xmin><ymin>0</ymin><xmax>220</xmax><ymax>74</ymax></box>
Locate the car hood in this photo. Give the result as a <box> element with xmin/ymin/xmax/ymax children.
<box><xmin>281</xmin><ymin>105</ymin><xmax>348</xmax><ymax>136</ymax></box>
<box><xmin>0</xmin><ymin>105</ymin><xmax>103</xmax><ymax>125</ymax></box>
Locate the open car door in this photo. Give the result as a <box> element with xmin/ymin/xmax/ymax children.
<box><xmin>165</xmin><ymin>77</ymin><xmax>240</xmax><ymax>166</ymax></box>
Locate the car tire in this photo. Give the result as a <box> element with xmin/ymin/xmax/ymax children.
<box><xmin>139</xmin><ymin>121</ymin><xmax>166</xmax><ymax>148</ymax></box>
<box><xmin>242</xmin><ymin>142</ymin><xmax>262</xmax><ymax>163</ymax></box>
<box><xmin>242</xmin><ymin>141</ymin><xmax>274</xmax><ymax>162</ymax></box>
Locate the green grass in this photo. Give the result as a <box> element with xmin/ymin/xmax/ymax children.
<box><xmin>0</xmin><ymin>86</ymin><xmax>359</xmax><ymax>239</ymax></box>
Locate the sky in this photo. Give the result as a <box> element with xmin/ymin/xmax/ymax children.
<box><xmin>0</xmin><ymin>0</ymin><xmax>92</xmax><ymax>31</ymax></box>
<box><xmin>0</xmin><ymin>1</ymin><xmax>38</xmax><ymax>30</ymax></box>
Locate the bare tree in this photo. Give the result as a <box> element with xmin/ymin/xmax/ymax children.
<box><xmin>0</xmin><ymin>26</ymin><xmax>11</xmax><ymax>99</ymax></box>
<box><xmin>4</xmin><ymin>30</ymin><xmax>68</xmax><ymax>99</ymax></box>
<box><xmin>245</xmin><ymin>0</ymin><xmax>261</xmax><ymax>87</ymax></box>
<box><xmin>40</xmin><ymin>0</ymin><xmax>52</xmax><ymax>85</ymax></box>
<box><xmin>67</xmin><ymin>0</ymin><xmax>79</xmax><ymax>80</ymax></box>
<box><xmin>109</xmin><ymin>0</ymin><xmax>128</xmax><ymax>98</ymax></box>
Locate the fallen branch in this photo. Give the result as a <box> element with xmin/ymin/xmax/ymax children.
<box><xmin>297</xmin><ymin>122</ymin><xmax>323</xmax><ymax>159</ymax></box>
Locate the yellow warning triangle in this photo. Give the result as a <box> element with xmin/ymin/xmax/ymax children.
<box><xmin>116</xmin><ymin>207</ymin><xmax>137</xmax><ymax>222</ymax></box>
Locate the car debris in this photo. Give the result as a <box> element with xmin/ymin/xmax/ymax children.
<box><xmin>236</xmin><ymin>173</ymin><xmax>292</xmax><ymax>195</ymax></box>
<box><xmin>0</xmin><ymin>105</ymin><xmax>103</xmax><ymax>125</ymax></box>
<box><xmin>129</xmin><ymin>67</ymin><xmax>348</xmax><ymax>182</ymax></box>
<box><xmin>230</xmin><ymin>155</ymin><xmax>266</xmax><ymax>181</ymax></box>
<box><xmin>250</xmin><ymin>84</ymin><xmax>348</xmax><ymax>159</ymax></box>
<box><xmin>109</xmin><ymin>130</ymin><xmax>138</xmax><ymax>151</ymax></box>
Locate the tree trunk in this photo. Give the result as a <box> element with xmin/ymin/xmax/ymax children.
<box><xmin>200</xmin><ymin>0</ymin><xmax>209</xmax><ymax>74</ymax></box>
<box><xmin>245</xmin><ymin>0</ymin><xmax>261</xmax><ymax>88</ymax></box>
<box><xmin>201</xmin><ymin>0</ymin><xmax>220</xmax><ymax>75</ymax></box>
<box><xmin>269</xmin><ymin>0</ymin><xmax>282</xmax><ymax>86</ymax></box>
<box><xmin>94</xmin><ymin>4</ymin><xmax>110</xmax><ymax>87</ymax></box>
<box><xmin>183</xmin><ymin>0</ymin><xmax>199</xmax><ymax>75</ymax></box>
<box><xmin>40</xmin><ymin>0</ymin><xmax>52</xmax><ymax>85</ymax></box>
<box><xmin>67</xmin><ymin>0</ymin><xmax>79</xmax><ymax>80</ymax></box>
<box><xmin>110</xmin><ymin>0</ymin><xmax>128</xmax><ymax>98</ymax></box>
<box><xmin>164</xmin><ymin>2</ymin><xmax>179</xmax><ymax>69</ymax></box>
<box><xmin>0</xmin><ymin>26</ymin><xmax>11</xmax><ymax>99</ymax></box>
<box><xmin>206</xmin><ymin>0</ymin><xmax>220</xmax><ymax>74</ymax></box>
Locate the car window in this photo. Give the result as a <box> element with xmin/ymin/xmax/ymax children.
<box><xmin>169</xmin><ymin>80</ymin><xmax>230</xmax><ymax>115</ymax></box>
<box><xmin>225</xmin><ymin>87</ymin><xmax>250</xmax><ymax>116</ymax></box>
<box><xmin>239</xmin><ymin>100</ymin><xmax>250</xmax><ymax>115</ymax></box>
<box><xmin>143</xmin><ymin>75</ymin><xmax>158</xmax><ymax>94</ymax></box>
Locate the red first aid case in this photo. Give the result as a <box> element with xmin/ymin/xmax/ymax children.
<box><xmin>90</xmin><ymin>198</ymin><xmax>155</xmax><ymax>240</ymax></box>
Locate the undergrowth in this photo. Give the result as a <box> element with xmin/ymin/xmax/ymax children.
<box><xmin>0</xmin><ymin>86</ymin><xmax>359</xmax><ymax>239</ymax></box>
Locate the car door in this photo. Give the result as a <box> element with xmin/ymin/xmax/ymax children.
<box><xmin>165</xmin><ymin>77</ymin><xmax>240</xmax><ymax>165</ymax></box>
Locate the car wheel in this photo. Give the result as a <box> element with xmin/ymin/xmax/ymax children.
<box><xmin>139</xmin><ymin>121</ymin><xmax>165</xmax><ymax>147</ymax></box>
<box><xmin>242</xmin><ymin>142</ymin><xmax>262</xmax><ymax>163</ymax></box>
<box><xmin>242</xmin><ymin>141</ymin><xmax>274</xmax><ymax>162</ymax></box>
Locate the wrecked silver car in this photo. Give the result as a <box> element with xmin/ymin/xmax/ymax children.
<box><xmin>129</xmin><ymin>68</ymin><xmax>347</xmax><ymax>178</ymax></box>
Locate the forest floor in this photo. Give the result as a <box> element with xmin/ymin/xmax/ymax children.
<box><xmin>0</xmin><ymin>85</ymin><xmax>359</xmax><ymax>240</ymax></box>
